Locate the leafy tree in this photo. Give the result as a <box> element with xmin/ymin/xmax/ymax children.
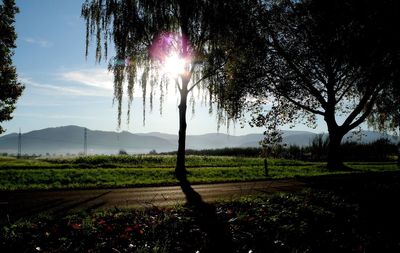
<box><xmin>81</xmin><ymin>0</ymin><xmax>245</xmax><ymax>204</ymax></box>
<box><xmin>0</xmin><ymin>0</ymin><xmax>24</xmax><ymax>134</ymax></box>
<box><xmin>368</xmin><ymin>77</ymin><xmax>400</xmax><ymax>166</ymax></box>
<box><xmin>220</xmin><ymin>0</ymin><xmax>400</xmax><ymax>170</ymax></box>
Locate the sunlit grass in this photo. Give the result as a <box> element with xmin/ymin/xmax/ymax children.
<box><xmin>0</xmin><ymin>155</ymin><xmax>397</xmax><ymax>190</ymax></box>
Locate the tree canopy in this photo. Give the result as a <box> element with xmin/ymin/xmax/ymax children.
<box><xmin>81</xmin><ymin>0</ymin><xmax>247</xmax><ymax>127</ymax></box>
<box><xmin>218</xmin><ymin>0</ymin><xmax>400</xmax><ymax>169</ymax></box>
<box><xmin>0</xmin><ymin>0</ymin><xmax>24</xmax><ymax>134</ymax></box>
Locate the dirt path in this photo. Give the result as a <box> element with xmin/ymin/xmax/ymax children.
<box><xmin>0</xmin><ymin>179</ymin><xmax>305</xmax><ymax>224</ymax></box>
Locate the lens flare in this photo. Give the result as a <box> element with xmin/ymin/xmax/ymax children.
<box><xmin>163</xmin><ymin>52</ymin><xmax>186</xmax><ymax>77</ymax></box>
<box><xmin>149</xmin><ymin>32</ymin><xmax>193</xmax><ymax>78</ymax></box>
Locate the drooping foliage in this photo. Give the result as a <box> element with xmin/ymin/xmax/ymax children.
<box><xmin>368</xmin><ymin>81</ymin><xmax>400</xmax><ymax>135</ymax></box>
<box><xmin>81</xmin><ymin>0</ymin><xmax>249</xmax><ymax>127</ymax></box>
<box><xmin>81</xmin><ymin>1</ymin><xmax>260</xmax><ymax>224</ymax></box>
<box><xmin>0</xmin><ymin>0</ymin><xmax>24</xmax><ymax>134</ymax></box>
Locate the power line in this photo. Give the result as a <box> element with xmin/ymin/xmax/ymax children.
<box><xmin>84</xmin><ymin>127</ymin><xmax>87</xmax><ymax>156</ymax></box>
<box><xmin>17</xmin><ymin>128</ymin><xmax>21</xmax><ymax>158</ymax></box>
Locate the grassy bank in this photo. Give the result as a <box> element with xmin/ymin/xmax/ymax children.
<box><xmin>0</xmin><ymin>155</ymin><xmax>398</xmax><ymax>191</ymax></box>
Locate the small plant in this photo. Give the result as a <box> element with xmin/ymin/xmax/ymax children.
<box><xmin>118</xmin><ymin>149</ymin><xmax>128</xmax><ymax>155</ymax></box>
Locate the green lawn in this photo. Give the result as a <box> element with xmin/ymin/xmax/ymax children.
<box><xmin>0</xmin><ymin>155</ymin><xmax>398</xmax><ymax>191</ymax></box>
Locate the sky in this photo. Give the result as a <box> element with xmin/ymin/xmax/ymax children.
<box><xmin>2</xmin><ymin>0</ymin><xmax>334</xmax><ymax>136</ymax></box>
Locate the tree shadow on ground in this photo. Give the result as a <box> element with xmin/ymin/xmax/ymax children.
<box><xmin>0</xmin><ymin>192</ymin><xmax>108</xmax><ymax>226</ymax></box>
<box><xmin>178</xmin><ymin>179</ymin><xmax>233</xmax><ymax>252</ymax></box>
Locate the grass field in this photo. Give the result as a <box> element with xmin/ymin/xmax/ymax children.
<box><xmin>0</xmin><ymin>155</ymin><xmax>398</xmax><ymax>191</ymax></box>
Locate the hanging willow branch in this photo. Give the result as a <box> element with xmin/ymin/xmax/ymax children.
<box><xmin>82</xmin><ymin>0</ymin><xmax>254</xmax><ymax>128</ymax></box>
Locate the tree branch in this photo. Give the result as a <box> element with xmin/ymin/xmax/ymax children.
<box><xmin>268</xmin><ymin>33</ymin><xmax>328</xmax><ymax>108</ymax></box>
<box><xmin>335</xmin><ymin>79</ymin><xmax>355</xmax><ymax>105</ymax></box>
<box><xmin>281</xmin><ymin>94</ymin><xmax>325</xmax><ymax>116</ymax></box>
<box><xmin>347</xmin><ymin>90</ymin><xmax>380</xmax><ymax>130</ymax></box>
<box><xmin>342</xmin><ymin>86</ymin><xmax>381</xmax><ymax>129</ymax></box>
<box><xmin>187</xmin><ymin>64</ymin><xmax>223</xmax><ymax>93</ymax></box>
<box><xmin>176</xmin><ymin>79</ymin><xmax>182</xmax><ymax>92</ymax></box>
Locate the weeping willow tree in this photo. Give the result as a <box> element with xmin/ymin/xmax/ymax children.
<box><xmin>81</xmin><ymin>0</ymin><xmax>249</xmax><ymax>204</ymax></box>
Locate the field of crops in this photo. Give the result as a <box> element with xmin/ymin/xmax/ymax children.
<box><xmin>0</xmin><ymin>155</ymin><xmax>398</xmax><ymax>191</ymax></box>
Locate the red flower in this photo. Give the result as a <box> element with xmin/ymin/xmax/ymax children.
<box><xmin>70</xmin><ymin>223</ymin><xmax>81</xmax><ymax>230</ymax></box>
<box><xmin>97</xmin><ymin>219</ymin><xmax>106</xmax><ymax>225</ymax></box>
<box><xmin>125</xmin><ymin>226</ymin><xmax>134</xmax><ymax>232</ymax></box>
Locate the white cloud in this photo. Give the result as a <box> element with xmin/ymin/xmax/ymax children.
<box><xmin>24</xmin><ymin>37</ymin><xmax>52</xmax><ymax>48</ymax></box>
<box><xmin>18</xmin><ymin>102</ymin><xmax>63</xmax><ymax>107</ymax></box>
<box><xmin>13</xmin><ymin>112</ymin><xmax>97</xmax><ymax>120</ymax></box>
<box><xmin>20</xmin><ymin>77</ymin><xmax>109</xmax><ymax>97</ymax></box>
<box><xmin>59</xmin><ymin>68</ymin><xmax>149</xmax><ymax>98</ymax></box>
<box><xmin>59</xmin><ymin>68</ymin><xmax>184</xmax><ymax>101</ymax></box>
<box><xmin>60</xmin><ymin>69</ymin><xmax>114</xmax><ymax>90</ymax></box>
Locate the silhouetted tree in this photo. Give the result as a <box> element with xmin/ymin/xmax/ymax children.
<box><xmin>218</xmin><ymin>0</ymin><xmax>400</xmax><ymax>170</ymax></box>
<box><xmin>0</xmin><ymin>0</ymin><xmax>24</xmax><ymax>134</ymax></box>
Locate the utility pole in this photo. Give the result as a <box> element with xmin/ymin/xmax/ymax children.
<box><xmin>17</xmin><ymin>128</ymin><xmax>21</xmax><ymax>158</ymax></box>
<box><xmin>397</xmin><ymin>124</ymin><xmax>400</xmax><ymax>168</ymax></box>
<box><xmin>84</xmin><ymin>127</ymin><xmax>87</xmax><ymax>156</ymax></box>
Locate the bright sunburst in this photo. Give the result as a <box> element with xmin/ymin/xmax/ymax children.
<box><xmin>149</xmin><ymin>32</ymin><xmax>192</xmax><ymax>80</ymax></box>
<box><xmin>162</xmin><ymin>52</ymin><xmax>186</xmax><ymax>78</ymax></box>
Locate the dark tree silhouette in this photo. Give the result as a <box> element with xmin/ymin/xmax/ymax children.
<box><xmin>0</xmin><ymin>0</ymin><xmax>24</xmax><ymax>134</ymax></box>
<box><xmin>218</xmin><ymin>0</ymin><xmax>400</xmax><ymax>170</ymax></box>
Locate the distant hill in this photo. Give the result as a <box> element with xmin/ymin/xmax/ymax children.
<box><xmin>0</xmin><ymin>125</ymin><xmax>397</xmax><ymax>155</ymax></box>
<box><xmin>0</xmin><ymin>126</ymin><xmax>174</xmax><ymax>155</ymax></box>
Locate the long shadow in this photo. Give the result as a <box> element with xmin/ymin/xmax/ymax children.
<box><xmin>177</xmin><ymin>175</ymin><xmax>233</xmax><ymax>252</ymax></box>
<box><xmin>52</xmin><ymin>191</ymin><xmax>109</xmax><ymax>215</ymax></box>
<box><xmin>0</xmin><ymin>198</ymin><xmax>65</xmax><ymax>225</ymax></box>
<box><xmin>0</xmin><ymin>191</ymin><xmax>109</xmax><ymax>225</ymax></box>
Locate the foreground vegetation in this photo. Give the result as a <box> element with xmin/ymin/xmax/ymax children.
<box><xmin>2</xmin><ymin>171</ymin><xmax>399</xmax><ymax>252</ymax></box>
<box><xmin>0</xmin><ymin>155</ymin><xmax>398</xmax><ymax>191</ymax></box>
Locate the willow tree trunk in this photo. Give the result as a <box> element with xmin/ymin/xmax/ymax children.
<box><xmin>175</xmin><ymin>77</ymin><xmax>203</xmax><ymax>205</ymax></box>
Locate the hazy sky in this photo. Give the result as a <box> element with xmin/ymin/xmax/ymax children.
<box><xmin>2</xmin><ymin>0</ymin><xmax>334</xmax><ymax>136</ymax></box>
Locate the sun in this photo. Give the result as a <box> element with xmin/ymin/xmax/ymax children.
<box><xmin>149</xmin><ymin>32</ymin><xmax>192</xmax><ymax>79</ymax></box>
<box><xmin>162</xmin><ymin>52</ymin><xmax>186</xmax><ymax>78</ymax></box>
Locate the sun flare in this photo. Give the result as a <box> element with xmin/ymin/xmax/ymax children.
<box><xmin>149</xmin><ymin>32</ymin><xmax>192</xmax><ymax>80</ymax></box>
<box><xmin>162</xmin><ymin>52</ymin><xmax>186</xmax><ymax>78</ymax></box>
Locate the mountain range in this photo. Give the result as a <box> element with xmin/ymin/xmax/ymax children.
<box><xmin>0</xmin><ymin>125</ymin><xmax>397</xmax><ymax>155</ymax></box>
